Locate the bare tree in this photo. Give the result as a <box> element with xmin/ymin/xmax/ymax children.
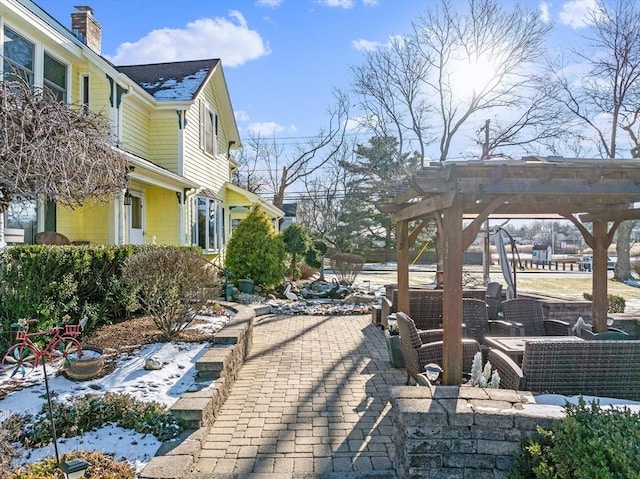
<box><xmin>410</xmin><ymin>0</ymin><xmax>553</xmax><ymax>162</ymax></box>
<box><xmin>264</xmin><ymin>89</ymin><xmax>350</xmax><ymax>210</ymax></box>
<box><xmin>549</xmin><ymin>0</ymin><xmax>640</xmax><ymax>281</ymax></box>
<box><xmin>232</xmin><ymin>133</ymin><xmax>268</xmax><ymax>194</ymax></box>
<box><xmin>0</xmin><ymin>77</ymin><xmax>129</xmax><ymax>246</ymax></box>
<box><xmin>351</xmin><ymin>36</ymin><xmax>433</xmax><ymax>166</ymax></box>
<box><xmin>297</xmin><ymin>152</ymin><xmax>352</xmax><ymax>250</ymax></box>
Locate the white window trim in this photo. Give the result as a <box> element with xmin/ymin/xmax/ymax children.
<box><xmin>199</xmin><ymin>99</ymin><xmax>218</xmax><ymax>157</ymax></box>
<box><xmin>193</xmin><ymin>196</ymin><xmax>223</xmax><ymax>252</ymax></box>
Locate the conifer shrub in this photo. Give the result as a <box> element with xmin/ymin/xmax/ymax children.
<box><xmin>225</xmin><ymin>206</ymin><xmax>286</xmax><ymax>289</ymax></box>
<box><xmin>282</xmin><ymin>223</ymin><xmax>313</xmax><ymax>279</ymax></box>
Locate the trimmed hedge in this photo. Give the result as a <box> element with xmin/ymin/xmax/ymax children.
<box><xmin>0</xmin><ymin>244</ymin><xmax>199</xmax><ymax>354</ymax></box>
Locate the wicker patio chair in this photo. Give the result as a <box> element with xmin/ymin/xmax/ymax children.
<box><xmin>462</xmin><ymin>298</ymin><xmax>524</xmax><ymax>345</ymax></box>
<box><xmin>501</xmin><ymin>298</ymin><xmax>572</xmax><ymax>336</ymax></box>
<box><xmin>386</xmin><ymin>289</ymin><xmax>444</xmax><ymax>331</ymax></box>
<box><xmin>396</xmin><ymin>312</ymin><xmax>479</xmax><ymax>384</ymax></box>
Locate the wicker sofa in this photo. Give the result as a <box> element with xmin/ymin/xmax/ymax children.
<box><xmin>381</xmin><ymin>288</ymin><xmax>485</xmax><ymax>331</ymax></box>
<box><xmin>488</xmin><ymin>339</ymin><xmax>640</xmax><ymax>401</ymax></box>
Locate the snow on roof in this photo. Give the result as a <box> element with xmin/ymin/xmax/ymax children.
<box><xmin>117</xmin><ymin>59</ymin><xmax>218</xmax><ymax>101</ymax></box>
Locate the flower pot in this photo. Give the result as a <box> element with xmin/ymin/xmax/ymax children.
<box><xmin>384</xmin><ymin>330</ymin><xmax>404</xmax><ymax>368</ymax></box>
<box><xmin>238</xmin><ymin>279</ymin><xmax>254</xmax><ymax>294</ymax></box>
<box><xmin>64</xmin><ymin>346</ymin><xmax>104</xmax><ymax>381</ymax></box>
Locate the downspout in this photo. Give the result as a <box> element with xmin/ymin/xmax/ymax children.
<box><xmin>118</xmin><ymin>190</ymin><xmax>126</xmax><ymax>244</ymax></box>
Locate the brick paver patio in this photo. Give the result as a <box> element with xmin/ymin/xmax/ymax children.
<box><xmin>189</xmin><ymin>313</ymin><xmax>406</xmax><ymax>478</ymax></box>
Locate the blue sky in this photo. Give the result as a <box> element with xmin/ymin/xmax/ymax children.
<box><xmin>37</xmin><ymin>0</ymin><xmax>597</xmax><ymax>149</ymax></box>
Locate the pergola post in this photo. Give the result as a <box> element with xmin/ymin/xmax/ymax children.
<box><xmin>442</xmin><ymin>194</ymin><xmax>463</xmax><ymax>385</ymax></box>
<box><xmin>591</xmin><ymin>221</ymin><xmax>609</xmax><ymax>332</ymax></box>
<box><xmin>397</xmin><ymin>219</ymin><xmax>410</xmax><ymax>315</ymax></box>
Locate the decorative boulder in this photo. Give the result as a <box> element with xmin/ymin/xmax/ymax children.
<box><xmin>144</xmin><ymin>356</ymin><xmax>164</xmax><ymax>370</ymax></box>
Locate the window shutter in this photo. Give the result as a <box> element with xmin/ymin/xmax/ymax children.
<box><xmin>199</xmin><ymin>99</ymin><xmax>205</xmax><ymax>150</ymax></box>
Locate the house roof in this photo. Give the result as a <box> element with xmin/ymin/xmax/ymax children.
<box><xmin>225</xmin><ymin>182</ymin><xmax>284</xmax><ymax>220</ymax></box>
<box><xmin>116</xmin><ymin>59</ymin><xmax>219</xmax><ymax>101</ymax></box>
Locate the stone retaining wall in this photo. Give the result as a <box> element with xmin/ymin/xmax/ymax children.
<box><xmin>391</xmin><ymin>385</ymin><xmax>565</xmax><ymax>479</ymax></box>
<box><xmin>139</xmin><ymin>303</ymin><xmax>265</xmax><ymax>479</ymax></box>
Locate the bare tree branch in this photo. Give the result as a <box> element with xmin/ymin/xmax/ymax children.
<box><xmin>0</xmin><ymin>77</ymin><xmax>128</xmax><ymax>213</ymax></box>
<box><xmin>412</xmin><ymin>0</ymin><xmax>553</xmax><ymax>161</ymax></box>
<box><xmin>260</xmin><ymin>89</ymin><xmax>350</xmax><ymax>210</ymax></box>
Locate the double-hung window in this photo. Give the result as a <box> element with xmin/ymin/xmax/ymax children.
<box><xmin>43</xmin><ymin>52</ymin><xmax>67</xmax><ymax>101</ymax></box>
<box><xmin>195</xmin><ymin>197</ymin><xmax>223</xmax><ymax>251</ymax></box>
<box><xmin>199</xmin><ymin>100</ymin><xmax>218</xmax><ymax>157</ymax></box>
<box><xmin>3</xmin><ymin>26</ymin><xmax>35</xmax><ymax>85</ymax></box>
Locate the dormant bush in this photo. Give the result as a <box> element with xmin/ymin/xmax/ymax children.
<box><xmin>122</xmin><ymin>247</ymin><xmax>218</xmax><ymax>339</ymax></box>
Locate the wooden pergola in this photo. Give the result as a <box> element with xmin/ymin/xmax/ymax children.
<box><xmin>378</xmin><ymin>157</ymin><xmax>640</xmax><ymax>385</ymax></box>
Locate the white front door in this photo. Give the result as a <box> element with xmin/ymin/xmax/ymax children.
<box><xmin>128</xmin><ymin>191</ymin><xmax>145</xmax><ymax>244</ymax></box>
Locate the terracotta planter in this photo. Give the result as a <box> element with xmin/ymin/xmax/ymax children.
<box><xmin>64</xmin><ymin>346</ymin><xmax>104</xmax><ymax>381</ymax></box>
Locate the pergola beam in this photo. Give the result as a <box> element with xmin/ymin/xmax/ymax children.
<box><xmin>392</xmin><ymin>191</ymin><xmax>455</xmax><ymax>222</ymax></box>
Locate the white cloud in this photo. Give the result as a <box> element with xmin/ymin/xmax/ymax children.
<box><xmin>235</xmin><ymin>110</ymin><xmax>250</xmax><ymax>122</ymax></box>
<box><xmin>315</xmin><ymin>0</ymin><xmax>354</xmax><ymax>8</ymax></box>
<box><xmin>539</xmin><ymin>1</ymin><xmax>551</xmax><ymax>23</ymax></box>
<box><xmin>246</xmin><ymin>122</ymin><xmax>296</xmax><ymax>136</ymax></box>
<box><xmin>559</xmin><ymin>0</ymin><xmax>597</xmax><ymax>29</ymax></box>
<box><xmin>256</xmin><ymin>0</ymin><xmax>283</xmax><ymax>7</ymax></box>
<box><xmin>362</xmin><ymin>0</ymin><xmax>380</xmax><ymax>5</ymax></box>
<box><xmin>106</xmin><ymin>11</ymin><xmax>270</xmax><ymax>67</ymax></box>
<box><xmin>352</xmin><ymin>39</ymin><xmax>380</xmax><ymax>52</ymax></box>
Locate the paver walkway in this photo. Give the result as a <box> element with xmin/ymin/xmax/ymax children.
<box><xmin>189</xmin><ymin>313</ymin><xmax>406</xmax><ymax>478</ymax></box>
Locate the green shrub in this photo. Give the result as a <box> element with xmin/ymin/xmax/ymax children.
<box><xmin>582</xmin><ymin>292</ymin><xmax>626</xmax><ymax>313</ymax></box>
<box><xmin>122</xmin><ymin>248</ymin><xmax>218</xmax><ymax>340</ymax></box>
<box><xmin>225</xmin><ymin>206</ymin><xmax>286</xmax><ymax>289</ymax></box>
<box><xmin>2</xmin><ymin>392</ymin><xmax>184</xmax><ymax>449</ymax></box>
<box><xmin>0</xmin><ymin>245</ymin><xmax>148</xmax><ymax>343</ymax></box>
<box><xmin>282</xmin><ymin>223</ymin><xmax>312</xmax><ymax>279</ymax></box>
<box><xmin>509</xmin><ymin>398</ymin><xmax>640</xmax><ymax>479</ymax></box>
<box><xmin>1</xmin><ymin>451</ymin><xmax>134</xmax><ymax>479</ymax></box>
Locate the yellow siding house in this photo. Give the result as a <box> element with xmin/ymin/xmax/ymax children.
<box><xmin>0</xmin><ymin>1</ymin><xmax>283</xmax><ymax>256</ymax></box>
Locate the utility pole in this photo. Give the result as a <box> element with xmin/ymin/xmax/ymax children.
<box><xmin>481</xmin><ymin>119</ymin><xmax>491</xmax><ymax>284</ymax></box>
<box><xmin>480</xmin><ymin>119</ymin><xmax>490</xmax><ymax>160</ymax></box>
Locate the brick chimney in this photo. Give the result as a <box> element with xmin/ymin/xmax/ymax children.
<box><xmin>71</xmin><ymin>6</ymin><xmax>101</xmax><ymax>54</ymax></box>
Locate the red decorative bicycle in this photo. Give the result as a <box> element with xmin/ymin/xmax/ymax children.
<box><xmin>1</xmin><ymin>318</ymin><xmax>84</xmax><ymax>378</ymax></box>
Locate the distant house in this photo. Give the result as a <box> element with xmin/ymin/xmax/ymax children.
<box><xmin>531</xmin><ymin>244</ymin><xmax>552</xmax><ymax>264</ymax></box>
<box><xmin>281</xmin><ymin>203</ymin><xmax>298</xmax><ymax>230</ymax></box>
<box><xmin>1</xmin><ymin>2</ymin><xmax>282</xmax><ymax>258</ymax></box>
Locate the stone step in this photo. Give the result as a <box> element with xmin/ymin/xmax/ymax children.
<box><xmin>188</xmin><ymin>472</ymin><xmax>397</xmax><ymax>479</ymax></box>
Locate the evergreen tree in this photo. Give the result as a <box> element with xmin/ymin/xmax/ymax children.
<box><xmin>282</xmin><ymin>223</ymin><xmax>313</xmax><ymax>279</ymax></box>
<box><xmin>338</xmin><ymin>136</ymin><xmax>422</xmax><ymax>260</ymax></box>
<box><xmin>225</xmin><ymin>207</ymin><xmax>285</xmax><ymax>289</ymax></box>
